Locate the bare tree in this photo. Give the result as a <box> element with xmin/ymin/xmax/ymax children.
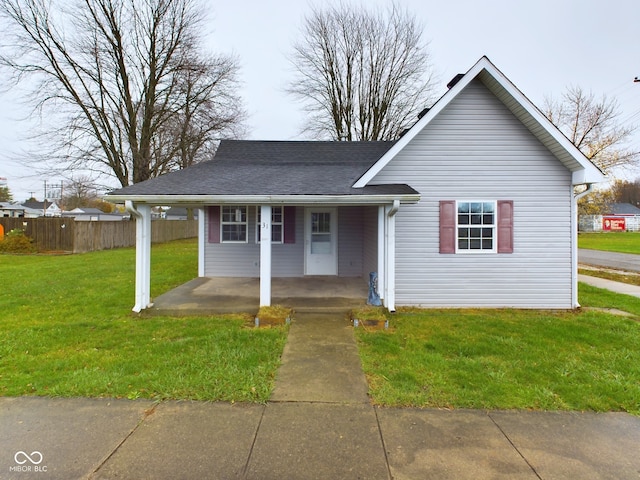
<box><xmin>544</xmin><ymin>86</ymin><xmax>638</xmax><ymax>173</ymax></box>
<box><xmin>151</xmin><ymin>52</ymin><xmax>247</xmax><ymax>175</ymax></box>
<box><xmin>288</xmin><ymin>2</ymin><xmax>436</xmax><ymax>141</ymax></box>
<box><xmin>0</xmin><ymin>0</ymin><xmax>245</xmax><ymax>187</ymax></box>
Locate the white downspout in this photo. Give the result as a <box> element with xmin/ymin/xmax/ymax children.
<box><xmin>572</xmin><ymin>184</ymin><xmax>594</xmax><ymax>308</ymax></box>
<box><xmin>126</xmin><ymin>201</ymin><xmax>152</xmax><ymax>313</ymax></box>
<box><xmin>385</xmin><ymin>200</ymin><xmax>400</xmax><ymax>312</ymax></box>
<box><xmin>377</xmin><ymin>206</ymin><xmax>385</xmax><ymax>300</ymax></box>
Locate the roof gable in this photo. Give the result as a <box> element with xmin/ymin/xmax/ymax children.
<box><xmin>354</xmin><ymin>56</ymin><xmax>605</xmax><ymax>188</ymax></box>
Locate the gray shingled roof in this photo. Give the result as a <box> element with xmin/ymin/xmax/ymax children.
<box><xmin>107</xmin><ymin>140</ymin><xmax>418</xmax><ymax>197</ymax></box>
<box><xmin>610</xmin><ymin>203</ymin><xmax>640</xmax><ymax>215</ymax></box>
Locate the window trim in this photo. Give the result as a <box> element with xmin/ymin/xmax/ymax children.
<box><xmin>455</xmin><ymin>200</ymin><xmax>497</xmax><ymax>254</ymax></box>
<box><xmin>256</xmin><ymin>206</ymin><xmax>284</xmax><ymax>244</ymax></box>
<box><xmin>220</xmin><ymin>205</ymin><xmax>248</xmax><ymax>243</ymax></box>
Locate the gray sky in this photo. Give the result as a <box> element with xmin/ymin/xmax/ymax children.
<box><xmin>1</xmin><ymin>0</ymin><xmax>639</xmax><ymax>201</ymax></box>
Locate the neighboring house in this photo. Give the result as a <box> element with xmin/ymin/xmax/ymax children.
<box><xmin>21</xmin><ymin>199</ymin><xmax>62</xmax><ymax>217</ymax></box>
<box><xmin>106</xmin><ymin>57</ymin><xmax>605</xmax><ymax>312</ymax></box>
<box><xmin>61</xmin><ymin>207</ymin><xmax>128</xmax><ymax>221</ymax></box>
<box><xmin>151</xmin><ymin>206</ymin><xmax>198</xmax><ymax>220</ymax></box>
<box><xmin>1</xmin><ymin>202</ymin><xmax>44</xmax><ymax>218</ymax></box>
<box><xmin>1</xmin><ymin>202</ymin><xmax>26</xmax><ymax>218</ymax></box>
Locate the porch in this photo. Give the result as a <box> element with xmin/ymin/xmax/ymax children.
<box><xmin>149</xmin><ymin>276</ymin><xmax>369</xmax><ymax>316</ymax></box>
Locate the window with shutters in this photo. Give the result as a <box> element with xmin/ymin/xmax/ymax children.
<box><xmin>457</xmin><ymin>201</ymin><xmax>496</xmax><ymax>252</ymax></box>
<box><xmin>256</xmin><ymin>206</ymin><xmax>283</xmax><ymax>243</ymax></box>
<box><xmin>439</xmin><ymin>200</ymin><xmax>513</xmax><ymax>254</ymax></box>
<box><xmin>221</xmin><ymin>206</ymin><xmax>248</xmax><ymax>243</ymax></box>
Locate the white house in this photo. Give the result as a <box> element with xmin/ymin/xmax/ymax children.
<box><xmin>106</xmin><ymin>57</ymin><xmax>605</xmax><ymax>312</ymax></box>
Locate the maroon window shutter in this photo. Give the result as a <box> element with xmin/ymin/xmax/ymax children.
<box><xmin>208</xmin><ymin>206</ymin><xmax>220</xmax><ymax>243</ymax></box>
<box><xmin>439</xmin><ymin>200</ymin><xmax>456</xmax><ymax>254</ymax></box>
<box><xmin>284</xmin><ymin>206</ymin><xmax>296</xmax><ymax>244</ymax></box>
<box><xmin>497</xmin><ymin>200</ymin><xmax>514</xmax><ymax>253</ymax></box>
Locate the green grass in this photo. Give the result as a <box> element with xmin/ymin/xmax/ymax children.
<box><xmin>356</xmin><ymin>287</ymin><xmax>640</xmax><ymax>414</ymax></box>
<box><xmin>578</xmin><ymin>232</ymin><xmax>640</xmax><ymax>254</ymax></box>
<box><xmin>0</xmin><ymin>239</ymin><xmax>287</xmax><ymax>402</ymax></box>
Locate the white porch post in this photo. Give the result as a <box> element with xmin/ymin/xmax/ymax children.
<box><xmin>197</xmin><ymin>207</ymin><xmax>205</xmax><ymax>277</ymax></box>
<box><xmin>127</xmin><ymin>202</ymin><xmax>152</xmax><ymax>313</ymax></box>
<box><xmin>377</xmin><ymin>206</ymin><xmax>385</xmax><ymax>300</ymax></box>
<box><xmin>259</xmin><ymin>205</ymin><xmax>272</xmax><ymax>307</ymax></box>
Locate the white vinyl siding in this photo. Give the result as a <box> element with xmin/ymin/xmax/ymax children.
<box><xmin>370</xmin><ymin>79</ymin><xmax>573</xmax><ymax>308</ymax></box>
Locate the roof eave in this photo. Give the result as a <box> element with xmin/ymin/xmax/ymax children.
<box><xmin>104</xmin><ymin>193</ymin><xmax>421</xmax><ymax>206</ymax></box>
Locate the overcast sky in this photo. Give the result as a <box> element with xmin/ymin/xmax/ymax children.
<box><xmin>1</xmin><ymin>0</ymin><xmax>639</xmax><ymax>201</ymax></box>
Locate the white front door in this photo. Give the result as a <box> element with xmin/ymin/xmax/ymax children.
<box><xmin>305</xmin><ymin>208</ymin><xmax>337</xmax><ymax>275</ymax></box>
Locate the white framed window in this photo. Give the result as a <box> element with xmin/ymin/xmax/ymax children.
<box><xmin>221</xmin><ymin>206</ymin><xmax>248</xmax><ymax>243</ymax></box>
<box><xmin>256</xmin><ymin>206</ymin><xmax>283</xmax><ymax>243</ymax></box>
<box><xmin>456</xmin><ymin>201</ymin><xmax>496</xmax><ymax>252</ymax></box>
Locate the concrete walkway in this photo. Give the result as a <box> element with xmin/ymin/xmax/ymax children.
<box><xmin>270</xmin><ymin>312</ymin><xmax>369</xmax><ymax>403</ymax></box>
<box><xmin>2</xmin><ymin>311</ymin><xmax>640</xmax><ymax>479</ymax></box>
<box><xmin>579</xmin><ymin>274</ymin><xmax>640</xmax><ymax>298</ymax></box>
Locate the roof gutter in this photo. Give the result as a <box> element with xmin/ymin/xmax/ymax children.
<box><xmin>106</xmin><ymin>193</ymin><xmax>421</xmax><ymax>206</ymax></box>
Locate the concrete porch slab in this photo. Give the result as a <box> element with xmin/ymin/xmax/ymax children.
<box><xmin>150</xmin><ymin>276</ymin><xmax>369</xmax><ymax>316</ymax></box>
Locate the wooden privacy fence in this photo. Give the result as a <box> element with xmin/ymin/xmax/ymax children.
<box><xmin>0</xmin><ymin>218</ymin><xmax>198</xmax><ymax>253</ymax></box>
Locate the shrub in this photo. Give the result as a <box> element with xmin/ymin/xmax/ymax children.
<box><xmin>0</xmin><ymin>228</ymin><xmax>38</xmax><ymax>254</ymax></box>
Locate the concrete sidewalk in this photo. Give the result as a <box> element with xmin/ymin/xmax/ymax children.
<box><xmin>2</xmin><ymin>397</ymin><xmax>640</xmax><ymax>479</ymax></box>
<box><xmin>579</xmin><ymin>273</ymin><xmax>640</xmax><ymax>298</ymax></box>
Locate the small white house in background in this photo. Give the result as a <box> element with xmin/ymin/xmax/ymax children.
<box><xmin>61</xmin><ymin>207</ymin><xmax>128</xmax><ymax>221</ymax></box>
<box><xmin>20</xmin><ymin>200</ymin><xmax>62</xmax><ymax>217</ymax></box>
<box><xmin>1</xmin><ymin>202</ymin><xmax>51</xmax><ymax>218</ymax></box>
<box><xmin>106</xmin><ymin>57</ymin><xmax>605</xmax><ymax>313</ymax></box>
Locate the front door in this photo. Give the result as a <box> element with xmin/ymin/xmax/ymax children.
<box><xmin>305</xmin><ymin>208</ymin><xmax>337</xmax><ymax>275</ymax></box>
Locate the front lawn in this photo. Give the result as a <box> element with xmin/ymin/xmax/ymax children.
<box><xmin>0</xmin><ymin>239</ymin><xmax>287</xmax><ymax>402</ymax></box>
<box><xmin>578</xmin><ymin>232</ymin><xmax>640</xmax><ymax>255</ymax></box>
<box><xmin>356</xmin><ymin>287</ymin><xmax>640</xmax><ymax>414</ymax></box>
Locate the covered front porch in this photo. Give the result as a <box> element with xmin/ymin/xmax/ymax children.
<box><xmin>149</xmin><ymin>276</ymin><xmax>369</xmax><ymax>316</ymax></box>
<box><xmin>126</xmin><ymin>200</ymin><xmax>413</xmax><ymax>314</ymax></box>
